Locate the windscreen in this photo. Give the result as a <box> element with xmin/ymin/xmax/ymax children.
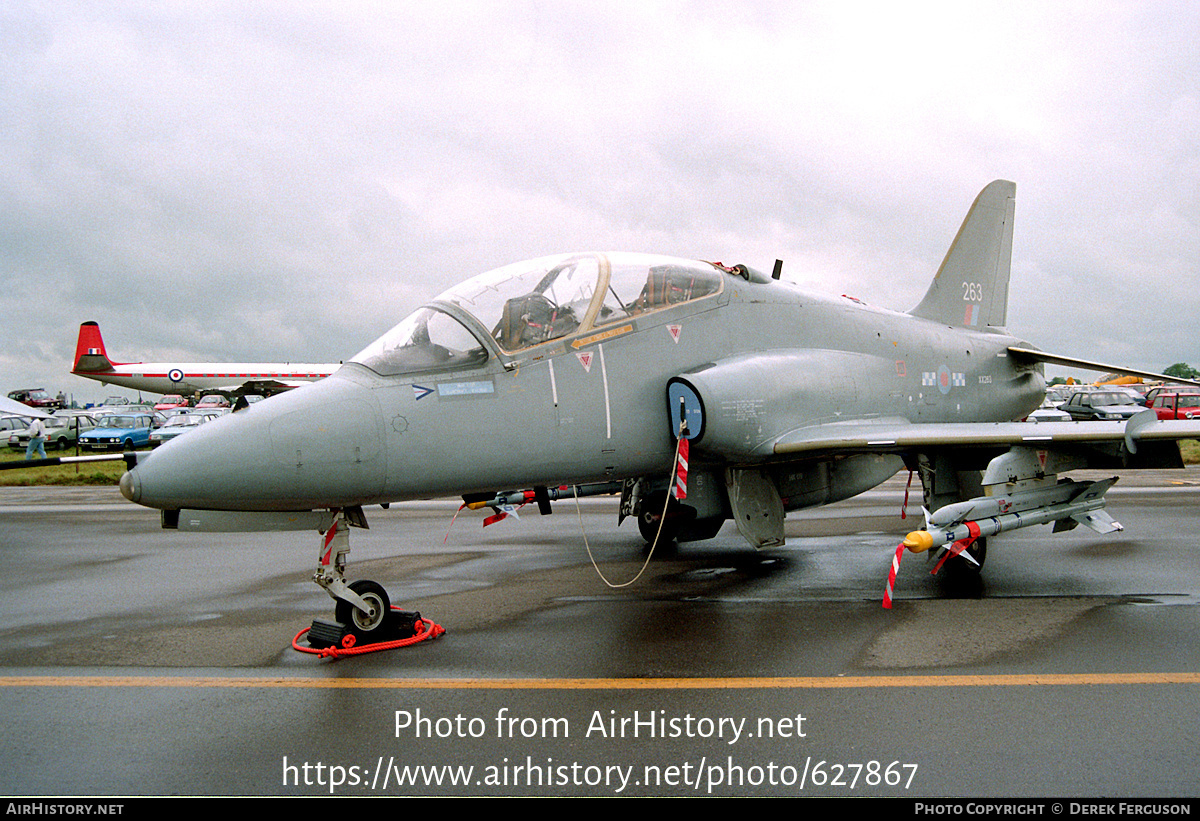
<box><xmin>352</xmin><ymin>307</ymin><xmax>488</xmax><ymax>377</ymax></box>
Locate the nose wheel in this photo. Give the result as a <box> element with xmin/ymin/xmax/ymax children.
<box><xmin>333</xmin><ymin>579</ymin><xmax>392</xmax><ymax>640</ymax></box>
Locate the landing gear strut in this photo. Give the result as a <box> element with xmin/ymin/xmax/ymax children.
<box><xmin>295</xmin><ymin>508</ymin><xmax>444</xmax><ymax>656</ymax></box>
<box><xmin>309</xmin><ymin>508</ymin><xmax>405</xmax><ymax>646</ymax></box>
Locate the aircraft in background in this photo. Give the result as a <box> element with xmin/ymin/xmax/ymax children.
<box><xmin>116</xmin><ymin>180</ymin><xmax>1200</xmax><ymax>641</ymax></box>
<box><xmin>71</xmin><ymin>321</ymin><xmax>339</xmax><ymax>397</ymax></box>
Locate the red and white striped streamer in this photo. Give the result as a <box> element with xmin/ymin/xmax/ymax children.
<box><xmin>883</xmin><ymin>541</ymin><xmax>905</xmax><ymax>609</ymax></box>
<box><xmin>673</xmin><ymin>437</ymin><xmax>689</xmax><ymax>500</ymax></box>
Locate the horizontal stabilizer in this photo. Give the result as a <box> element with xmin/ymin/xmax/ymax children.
<box><xmin>1007</xmin><ymin>347</ymin><xmax>1200</xmax><ymax>388</ymax></box>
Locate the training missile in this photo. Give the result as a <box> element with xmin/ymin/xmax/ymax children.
<box><xmin>464</xmin><ymin>481</ymin><xmax>625</xmax><ymax>511</ymax></box>
<box><xmin>904</xmin><ymin>477</ymin><xmax>1121</xmax><ymax>553</ymax></box>
<box><xmin>926</xmin><ymin>477</ymin><xmax>1107</xmax><ymax>528</ymax></box>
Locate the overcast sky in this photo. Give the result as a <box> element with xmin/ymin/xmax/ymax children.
<box><xmin>2</xmin><ymin>1</ymin><xmax>1197</xmax><ymax>404</ymax></box>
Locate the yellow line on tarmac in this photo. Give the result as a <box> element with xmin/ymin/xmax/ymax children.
<box><xmin>0</xmin><ymin>673</ymin><xmax>1197</xmax><ymax>690</ymax></box>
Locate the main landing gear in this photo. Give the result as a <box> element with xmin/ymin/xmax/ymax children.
<box><xmin>637</xmin><ymin>490</ymin><xmax>681</xmax><ymax>545</ymax></box>
<box><xmin>301</xmin><ymin>508</ymin><xmax>443</xmax><ymax>655</ymax></box>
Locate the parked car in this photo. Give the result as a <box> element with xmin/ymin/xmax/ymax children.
<box><xmin>1025</xmin><ymin>395</ymin><xmax>1071</xmax><ymax>422</ymax></box>
<box><xmin>78</xmin><ymin>413</ymin><xmax>160</xmax><ymax>451</ymax></box>
<box><xmin>1063</xmin><ymin>390</ymin><xmax>1143</xmax><ymax>421</ymax></box>
<box><xmin>1148</xmin><ymin>392</ymin><xmax>1200</xmax><ymax>420</ymax></box>
<box><xmin>154</xmin><ymin>394</ymin><xmax>190</xmax><ymax>411</ymax></box>
<box><xmin>148</xmin><ymin>411</ymin><xmax>225</xmax><ymax>446</ymax></box>
<box><xmin>1142</xmin><ymin>385</ymin><xmax>1188</xmax><ymax>407</ymax></box>
<box><xmin>195</xmin><ymin>394</ymin><xmax>231</xmax><ymax>409</ymax></box>
<box><xmin>7</xmin><ymin>388</ymin><xmax>64</xmax><ymax>410</ymax></box>
<box><xmin>1044</xmin><ymin>386</ymin><xmax>1071</xmax><ymax>407</ymax></box>
<box><xmin>9</xmin><ymin>415</ymin><xmax>96</xmax><ymax>450</ymax></box>
<box><xmin>53</xmin><ymin>408</ymin><xmax>104</xmax><ymax>423</ymax></box>
<box><xmin>0</xmin><ymin>415</ymin><xmax>32</xmax><ymax>433</ymax></box>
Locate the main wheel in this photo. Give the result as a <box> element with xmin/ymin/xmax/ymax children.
<box><xmin>334</xmin><ymin>580</ymin><xmax>392</xmax><ymax>641</ymax></box>
<box><xmin>638</xmin><ymin>491</ymin><xmax>679</xmax><ymax>545</ymax></box>
<box><xmin>945</xmin><ymin>537</ymin><xmax>987</xmax><ymax>576</ymax></box>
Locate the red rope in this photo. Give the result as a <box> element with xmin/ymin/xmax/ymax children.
<box><xmin>292</xmin><ymin>613</ymin><xmax>445</xmax><ymax>659</ymax></box>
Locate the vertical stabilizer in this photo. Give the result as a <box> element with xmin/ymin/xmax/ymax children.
<box><xmin>911</xmin><ymin>180</ymin><xmax>1015</xmax><ymax>330</ymax></box>
<box><xmin>72</xmin><ymin>321</ymin><xmax>117</xmax><ymax>373</ymax></box>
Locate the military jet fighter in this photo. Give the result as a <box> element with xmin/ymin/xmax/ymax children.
<box><xmin>116</xmin><ymin>180</ymin><xmax>1200</xmax><ymax>638</ymax></box>
<box><xmin>71</xmin><ymin>321</ymin><xmax>339</xmax><ymax>397</ymax></box>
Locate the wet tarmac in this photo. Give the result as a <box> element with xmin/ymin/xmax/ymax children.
<box><xmin>1</xmin><ymin>470</ymin><xmax>1198</xmax><ymax>796</ymax></box>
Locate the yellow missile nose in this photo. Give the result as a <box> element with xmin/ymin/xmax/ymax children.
<box><xmin>903</xmin><ymin>530</ymin><xmax>934</xmax><ymax>553</ymax></box>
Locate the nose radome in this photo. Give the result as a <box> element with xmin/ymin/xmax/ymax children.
<box><xmin>126</xmin><ymin>373</ymin><xmax>387</xmax><ymax>512</ymax></box>
<box><xmin>119</xmin><ymin>468</ymin><xmax>140</xmax><ymax>503</ymax></box>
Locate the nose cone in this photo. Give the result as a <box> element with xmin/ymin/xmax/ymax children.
<box><xmin>126</xmin><ymin>372</ymin><xmax>387</xmax><ymax>511</ymax></box>
<box><xmin>119</xmin><ymin>468</ymin><xmax>140</xmax><ymax>503</ymax></box>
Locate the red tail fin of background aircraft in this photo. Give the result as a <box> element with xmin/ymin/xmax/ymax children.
<box><xmin>71</xmin><ymin>321</ymin><xmax>119</xmax><ymax>373</ymax></box>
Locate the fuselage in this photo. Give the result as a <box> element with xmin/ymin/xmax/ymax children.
<box><xmin>120</xmin><ymin>253</ymin><xmax>1044</xmax><ymax>514</ymax></box>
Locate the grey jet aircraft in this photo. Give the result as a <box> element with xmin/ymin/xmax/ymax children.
<box><xmin>115</xmin><ymin>180</ymin><xmax>1200</xmax><ymax>639</ymax></box>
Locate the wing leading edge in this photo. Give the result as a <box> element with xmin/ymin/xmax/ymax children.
<box><xmin>772</xmin><ymin>412</ymin><xmax>1200</xmax><ymax>460</ymax></box>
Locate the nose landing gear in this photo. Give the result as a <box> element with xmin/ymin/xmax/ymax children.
<box><xmin>300</xmin><ymin>507</ymin><xmax>443</xmax><ymax>656</ymax></box>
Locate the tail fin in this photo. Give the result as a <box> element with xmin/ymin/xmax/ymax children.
<box><xmin>911</xmin><ymin>180</ymin><xmax>1015</xmax><ymax>330</ymax></box>
<box><xmin>72</xmin><ymin>321</ymin><xmax>117</xmax><ymax>373</ymax></box>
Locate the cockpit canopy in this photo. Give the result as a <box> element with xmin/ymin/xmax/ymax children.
<box><xmin>353</xmin><ymin>252</ymin><xmax>725</xmax><ymax>377</ymax></box>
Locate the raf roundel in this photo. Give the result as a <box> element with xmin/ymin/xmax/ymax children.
<box><xmin>937</xmin><ymin>365</ymin><xmax>952</xmax><ymax>395</ymax></box>
<box><xmin>168</xmin><ymin>369</ymin><xmax>184</xmax><ymax>383</ymax></box>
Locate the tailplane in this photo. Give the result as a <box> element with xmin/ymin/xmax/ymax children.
<box><xmin>911</xmin><ymin>180</ymin><xmax>1015</xmax><ymax>330</ymax></box>
<box><xmin>72</xmin><ymin>321</ymin><xmax>118</xmax><ymax>373</ymax></box>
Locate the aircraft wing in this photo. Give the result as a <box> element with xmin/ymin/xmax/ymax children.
<box><xmin>772</xmin><ymin>412</ymin><xmax>1200</xmax><ymax>459</ymax></box>
<box><xmin>214</xmin><ymin>379</ymin><xmax>309</xmax><ymax>395</ymax></box>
